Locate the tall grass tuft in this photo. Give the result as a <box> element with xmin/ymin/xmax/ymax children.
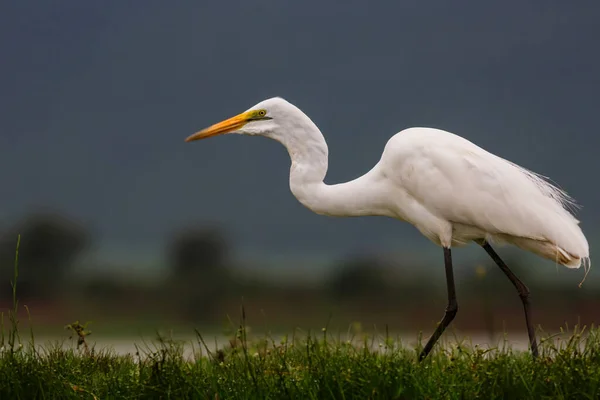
<box><xmin>7</xmin><ymin>234</ymin><xmax>21</xmax><ymax>354</ymax></box>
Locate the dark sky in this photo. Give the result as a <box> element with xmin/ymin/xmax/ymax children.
<box><xmin>1</xmin><ymin>1</ymin><xmax>598</xmax><ymax>270</ymax></box>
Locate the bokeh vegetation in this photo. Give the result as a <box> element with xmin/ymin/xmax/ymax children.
<box><xmin>0</xmin><ymin>211</ymin><xmax>596</xmax><ymax>337</ymax></box>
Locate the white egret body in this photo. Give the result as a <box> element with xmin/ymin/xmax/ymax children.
<box><xmin>185</xmin><ymin>96</ymin><xmax>590</xmax><ymax>359</ymax></box>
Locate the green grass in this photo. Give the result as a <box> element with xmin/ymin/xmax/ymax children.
<box><xmin>1</xmin><ymin>324</ymin><xmax>600</xmax><ymax>399</ymax></box>
<box><xmin>2</xmin><ymin>236</ymin><xmax>600</xmax><ymax>399</ymax></box>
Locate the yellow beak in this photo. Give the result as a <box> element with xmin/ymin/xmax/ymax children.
<box><xmin>185</xmin><ymin>111</ymin><xmax>252</xmax><ymax>142</ymax></box>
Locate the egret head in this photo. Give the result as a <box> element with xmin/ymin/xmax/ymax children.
<box><xmin>185</xmin><ymin>97</ymin><xmax>302</xmax><ymax>143</ymax></box>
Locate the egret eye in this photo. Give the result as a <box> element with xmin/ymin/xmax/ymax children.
<box><xmin>257</xmin><ymin>110</ymin><xmax>266</xmax><ymax>117</ymax></box>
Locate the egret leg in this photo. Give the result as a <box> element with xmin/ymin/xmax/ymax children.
<box><xmin>480</xmin><ymin>242</ymin><xmax>539</xmax><ymax>358</ymax></box>
<box><xmin>419</xmin><ymin>247</ymin><xmax>458</xmax><ymax>361</ymax></box>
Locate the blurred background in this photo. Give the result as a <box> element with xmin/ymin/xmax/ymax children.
<box><xmin>0</xmin><ymin>1</ymin><xmax>598</xmax><ymax>349</ymax></box>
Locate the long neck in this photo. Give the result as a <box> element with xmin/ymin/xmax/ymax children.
<box><xmin>271</xmin><ymin>119</ymin><xmax>388</xmax><ymax>218</ymax></box>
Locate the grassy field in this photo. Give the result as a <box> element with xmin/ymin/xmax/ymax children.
<box><xmin>1</xmin><ymin>319</ymin><xmax>599</xmax><ymax>399</ymax></box>
<box><xmin>2</xmin><ymin>238</ymin><xmax>600</xmax><ymax>399</ymax></box>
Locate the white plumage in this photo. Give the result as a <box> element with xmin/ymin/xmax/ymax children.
<box><xmin>185</xmin><ymin>96</ymin><xmax>590</xmax><ymax>359</ymax></box>
<box><xmin>379</xmin><ymin>127</ymin><xmax>589</xmax><ymax>270</ymax></box>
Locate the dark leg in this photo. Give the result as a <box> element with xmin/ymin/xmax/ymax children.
<box><xmin>480</xmin><ymin>242</ymin><xmax>539</xmax><ymax>358</ymax></box>
<box><xmin>419</xmin><ymin>247</ymin><xmax>458</xmax><ymax>361</ymax></box>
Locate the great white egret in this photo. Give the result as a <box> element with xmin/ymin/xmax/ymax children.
<box><xmin>185</xmin><ymin>97</ymin><xmax>590</xmax><ymax>360</ymax></box>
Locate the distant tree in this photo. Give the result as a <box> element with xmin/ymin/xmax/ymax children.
<box><xmin>166</xmin><ymin>224</ymin><xmax>233</xmax><ymax>322</ymax></box>
<box><xmin>168</xmin><ymin>225</ymin><xmax>229</xmax><ymax>276</ymax></box>
<box><xmin>327</xmin><ymin>254</ymin><xmax>390</xmax><ymax>299</ymax></box>
<box><xmin>0</xmin><ymin>212</ymin><xmax>90</xmax><ymax>300</ymax></box>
